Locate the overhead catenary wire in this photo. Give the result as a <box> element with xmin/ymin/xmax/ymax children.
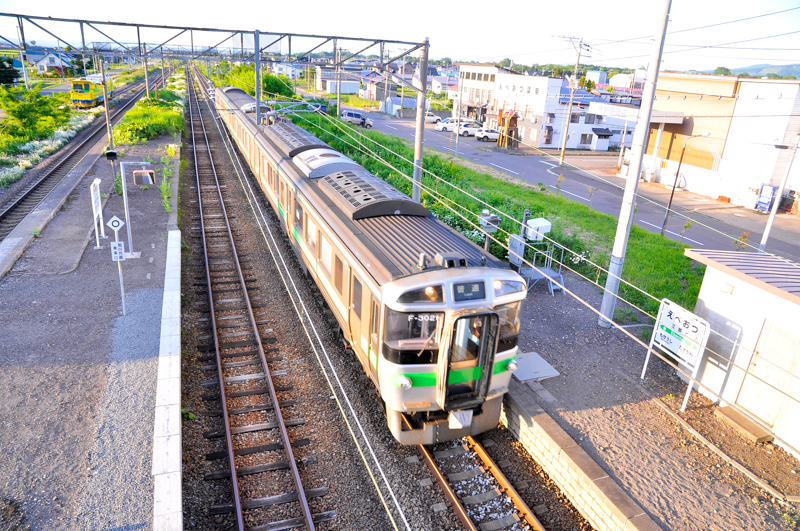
<box><xmin>288</xmin><ymin>107</ymin><xmax>800</xmax><ymax>423</ymax></box>
<box><xmin>197</xmin><ymin>69</ymin><xmax>412</xmax><ymax>531</ymax></box>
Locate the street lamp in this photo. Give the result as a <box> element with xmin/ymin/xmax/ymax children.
<box><xmin>660</xmin><ymin>132</ymin><xmax>710</xmax><ymax>236</ymax></box>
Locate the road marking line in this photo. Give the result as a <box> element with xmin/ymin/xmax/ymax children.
<box><xmin>639</xmin><ymin>220</ymin><xmax>705</xmax><ymax>245</ymax></box>
<box><xmin>539</xmin><ymin>160</ymin><xmax>557</xmax><ymax>167</ymax></box>
<box><xmin>490</xmin><ymin>163</ymin><xmax>519</xmax><ymax>175</ymax></box>
<box><xmin>548</xmin><ymin>185</ymin><xmax>589</xmax><ymax>201</ymax></box>
<box><xmin>385</xmin><ymin>125</ymin><xmax>397</xmax><ymax>130</ymax></box>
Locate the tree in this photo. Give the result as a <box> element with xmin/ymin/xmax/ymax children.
<box><xmin>739</xmin><ymin>72</ymin><xmax>751</xmax><ymax>78</ymax></box>
<box><xmin>0</xmin><ymin>58</ymin><xmax>21</xmax><ymax>85</ymax></box>
<box><xmin>714</xmin><ymin>66</ymin><xmax>732</xmax><ymax>76</ymax></box>
<box><xmin>0</xmin><ymin>85</ymin><xmax>71</xmax><ymax>138</ymax></box>
<box><xmin>499</xmin><ymin>58</ymin><xmax>511</xmax><ymax>68</ymax></box>
<box><xmin>440</xmin><ymin>57</ymin><xmax>452</xmax><ymax>66</ymax></box>
<box><xmin>586</xmin><ymin>79</ymin><xmax>596</xmax><ymax>91</ymax></box>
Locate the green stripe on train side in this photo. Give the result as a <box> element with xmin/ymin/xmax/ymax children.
<box><xmin>447</xmin><ymin>366</ymin><xmax>482</xmax><ymax>384</ymax></box>
<box><xmin>406</xmin><ymin>372</ymin><xmax>437</xmax><ymax>387</ymax></box>
<box><xmin>493</xmin><ymin>355</ymin><xmax>517</xmax><ymax>375</ymax></box>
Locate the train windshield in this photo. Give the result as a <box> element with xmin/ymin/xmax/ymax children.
<box><xmin>383</xmin><ymin>309</ymin><xmax>444</xmax><ymax>364</ymax></box>
<box><xmin>496</xmin><ymin>301</ymin><xmax>521</xmax><ymax>353</ymax></box>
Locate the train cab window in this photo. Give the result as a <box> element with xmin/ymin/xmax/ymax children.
<box><xmin>334</xmin><ymin>256</ymin><xmax>344</xmax><ymax>295</ymax></box>
<box><xmin>295</xmin><ymin>203</ymin><xmax>304</xmax><ymax>237</ymax></box>
<box><xmin>319</xmin><ymin>236</ymin><xmax>332</xmax><ymax>277</ymax></box>
<box><xmin>383</xmin><ymin>309</ymin><xmax>443</xmax><ymax>365</ymax></box>
<box><xmin>496</xmin><ymin>301</ymin><xmax>522</xmax><ymax>353</ymax></box>
<box><xmin>306</xmin><ymin>216</ymin><xmax>317</xmax><ymax>254</ymax></box>
<box><xmin>351</xmin><ymin>277</ymin><xmax>362</xmax><ymax>317</ymax></box>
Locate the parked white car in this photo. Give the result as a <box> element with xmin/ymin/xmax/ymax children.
<box><xmin>457</xmin><ymin>122</ymin><xmax>483</xmax><ymax>137</ymax></box>
<box><xmin>434</xmin><ymin>118</ymin><xmax>460</xmax><ymax>132</ymax></box>
<box><xmin>475</xmin><ymin>128</ymin><xmax>501</xmax><ymax>142</ymax></box>
<box><xmin>424</xmin><ymin>111</ymin><xmax>441</xmax><ymax>124</ymax></box>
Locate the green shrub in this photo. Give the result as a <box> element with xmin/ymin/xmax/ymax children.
<box><xmin>113</xmin><ymin>95</ymin><xmax>184</xmax><ymax>145</ymax></box>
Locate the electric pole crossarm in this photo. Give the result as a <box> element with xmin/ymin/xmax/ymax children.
<box><xmin>86</xmin><ymin>22</ymin><xmax>131</xmax><ymax>52</ymax></box>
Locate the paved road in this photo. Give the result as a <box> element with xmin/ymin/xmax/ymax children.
<box><xmin>350</xmin><ymin>108</ymin><xmax>800</xmax><ymax>262</ymax></box>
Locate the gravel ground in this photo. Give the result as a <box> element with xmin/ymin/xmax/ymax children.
<box><xmin>76</xmin><ymin>288</ymin><xmax>160</xmax><ymax>530</ymax></box>
<box><xmin>517</xmin><ymin>272</ymin><xmax>800</xmax><ymax>531</ymax></box>
<box><xmin>180</xmin><ymin>87</ymin><xmax>593</xmax><ymax>530</ymax></box>
<box><xmin>0</xmin><ymin>135</ymin><xmax>175</xmax><ymax>530</ymax></box>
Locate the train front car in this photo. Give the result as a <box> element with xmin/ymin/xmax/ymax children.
<box><xmin>380</xmin><ymin>261</ymin><xmax>525</xmax><ymax>444</ymax></box>
<box><xmin>213</xmin><ymin>84</ymin><xmax>526</xmax><ymax>445</ymax></box>
<box><xmin>69</xmin><ymin>76</ymin><xmax>111</xmax><ymax>108</ymax></box>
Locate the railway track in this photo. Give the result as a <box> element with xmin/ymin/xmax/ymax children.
<box><xmin>186</xmin><ymin>66</ymin><xmax>333</xmax><ymax>530</ymax></box>
<box><xmin>418</xmin><ymin>436</ymin><xmax>545</xmax><ymax>531</ymax></box>
<box><xmin>0</xmin><ymin>69</ymin><xmax>172</xmax><ymax>241</ymax></box>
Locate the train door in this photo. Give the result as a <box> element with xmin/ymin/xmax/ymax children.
<box><xmin>368</xmin><ymin>299</ymin><xmax>380</xmax><ymax>378</ymax></box>
<box><xmin>348</xmin><ymin>276</ymin><xmax>368</xmax><ymax>368</ymax></box>
<box><xmin>436</xmin><ymin>313</ymin><xmax>498</xmax><ymax>413</ymax></box>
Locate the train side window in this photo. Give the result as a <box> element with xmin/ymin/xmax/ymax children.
<box><xmin>352</xmin><ymin>277</ymin><xmax>362</xmax><ymax>318</ymax></box>
<box><xmin>295</xmin><ymin>202</ymin><xmax>304</xmax><ymax>238</ymax></box>
<box><xmin>334</xmin><ymin>255</ymin><xmax>344</xmax><ymax>294</ymax></box>
<box><xmin>306</xmin><ymin>216</ymin><xmax>317</xmax><ymax>254</ymax></box>
<box><xmin>273</xmin><ymin>167</ymin><xmax>279</xmax><ymax>193</ymax></box>
<box><xmin>319</xmin><ymin>236</ymin><xmax>332</xmax><ymax>277</ymax></box>
<box><xmin>279</xmin><ymin>181</ymin><xmax>285</xmax><ymax>207</ymax></box>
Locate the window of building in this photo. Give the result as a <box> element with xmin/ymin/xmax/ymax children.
<box><xmin>471</xmin><ymin>72</ymin><xmax>476</xmax><ymax>80</ymax></box>
<box><xmin>547</xmin><ymin>113</ymin><xmax>554</xmax><ymax>123</ymax></box>
<box><xmin>570</xmin><ymin>114</ymin><xmax>580</xmax><ymax>123</ymax></box>
<box><xmin>490</xmin><ymin>74</ymin><xmax>495</xmax><ymax>82</ymax></box>
<box><xmin>352</xmin><ymin>277</ymin><xmax>362</xmax><ymax>319</ymax></box>
<box><xmin>544</xmin><ymin>126</ymin><xmax>553</xmax><ymax>144</ymax></box>
<box><xmin>535</xmin><ymin>87</ymin><xmax>539</xmax><ymax>95</ymax></box>
<box><xmin>319</xmin><ymin>236</ymin><xmax>332</xmax><ymax>277</ymax></box>
<box><xmin>478</xmin><ymin>73</ymin><xmax>483</xmax><ymax>81</ymax></box>
<box><xmin>580</xmin><ymin>134</ymin><xmax>592</xmax><ymax>144</ymax></box>
<box><xmin>334</xmin><ymin>255</ymin><xmax>344</xmax><ymax>294</ymax></box>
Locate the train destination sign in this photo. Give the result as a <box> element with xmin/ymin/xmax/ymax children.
<box><xmin>454</xmin><ymin>281</ymin><xmax>485</xmax><ymax>302</ymax></box>
<box><xmin>641</xmin><ymin>298</ymin><xmax>711</xmax><ymax>412</ymax></box>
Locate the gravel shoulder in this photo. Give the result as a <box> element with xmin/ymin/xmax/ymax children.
<box><xmin>0</xmin><ymin>135</ymin><xmax>175</xmax><ymax>530</ymax></box>
<box><xmin>517</xmin><ymin>271</ymin><xmax>800</xmax><ymax>531</ymax></box>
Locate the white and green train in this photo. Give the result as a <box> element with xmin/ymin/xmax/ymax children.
<box><xmin>215</xmin><ymin>85</ymin><xmax>526</xmax><ymax>445</ymax></box>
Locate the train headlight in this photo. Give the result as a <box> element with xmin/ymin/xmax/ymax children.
<box><xmin>396</xmin><ymin>376</ymin><xmax>413</xmax><ymax>390</ymax></box>
<box><xmin>506</xmin><ymin>360</ymin><xmax>519</xmax><ymax>373</ymax></box>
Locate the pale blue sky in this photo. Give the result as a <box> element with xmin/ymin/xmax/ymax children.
<box><xmin>1</xmin><ymin>0</ymin><xmax>798</xmax><ymax>72</ymax></box>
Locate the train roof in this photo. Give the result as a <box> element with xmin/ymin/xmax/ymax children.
<box><xmin>216</xmin><ymin>86</ymin><xmax>507</xmax><ymax>282</ymax></box>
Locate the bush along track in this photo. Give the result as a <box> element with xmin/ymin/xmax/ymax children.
<box><xmin>291</xmin><ymin>113</ymin><xmax>704</xmax><ymax>317</ymax></box>
<box><xmin>0</xmin><ymin>86</ymin><xmax>106</xmax><ymax>188</ymax></box>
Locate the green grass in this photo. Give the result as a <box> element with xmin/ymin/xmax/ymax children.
<box><xmin>113</xmin><ymin>91</ymin><xmax>184</xmax><ymax>145</ymax></box>
<box><xmin>113</xmin><ymin>67</ymin><xmax>162</xmax><ymax>87</ymax></box>
<box><xmin>291</xmin><ymin>113</ymin><xmax>705</xmax><ymax>317</ymax></box>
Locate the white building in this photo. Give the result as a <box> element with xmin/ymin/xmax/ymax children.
<box><xmin>454</xmin><ymin>64</ymin><xmax>635</xmax><ymax>151</ymax></box>
<box><xmin>271</xmin><ymin>62</ymin><xmax>303</xmax><ymax>79</ymax></box>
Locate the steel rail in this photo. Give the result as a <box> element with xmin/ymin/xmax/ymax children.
<box><xmin>466</xmin><ymin>436</ymin><xmax>546</xmax><ymax>531</ymax></box>
<box><xmin>187</xmin><ymin>66</ymin><xmax>245</xmax><ymax>531</ymax></box>
<box><xmin>189</xmin><ymin>65</ymin><xmax>315</xmax><ymax>531</ymax></box>
<box><xmin>0</xmin><ymin>69</ymin><xmax>171</xmax><ymax>224</ymax></box>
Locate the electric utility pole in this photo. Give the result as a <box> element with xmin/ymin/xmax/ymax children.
<box><xmin>558</xmin><ymin>37</ymin><xmax>591</xmax><ymax>166</ymax></box>
<box><xmin>598</xmin><ymin>0</ymin><xmax>672</xmax><ymax>327</ymax></box>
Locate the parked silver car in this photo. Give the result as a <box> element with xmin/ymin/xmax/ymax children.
<box><xmin>434</xmin><ymin>118</ymin><xmax>460</xmax><ymax>132</ymax></box>
<box><xmin>424</xmin><ymin>111</ymin><xmax>441</xmax><ymax>124</ymax></box>
<box><xmin>341</xmin><ymin>110</ymin><xmax>373</xmax><ymax>128</ymax></box>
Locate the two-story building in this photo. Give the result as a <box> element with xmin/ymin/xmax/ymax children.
<box><xmin>454</xmin><ymin>63</ymin><xmax>635</xmax><ymax>152</ymax></box>
<box><xmin>619</xmin><ymin>72</ymin><xmax>800</xmax><ymax>208</ymax></box>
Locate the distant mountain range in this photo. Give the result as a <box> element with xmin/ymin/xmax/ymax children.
<box><xmin>698</xmin><ymin>64</ymin><xmax>800</xmax><ymax>78</ymax></box>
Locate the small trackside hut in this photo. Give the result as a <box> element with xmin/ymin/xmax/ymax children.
<box><xmin>214</xmin><ymin>84</ymin><xmax>527</xmax><ymax>444</ymax></box>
